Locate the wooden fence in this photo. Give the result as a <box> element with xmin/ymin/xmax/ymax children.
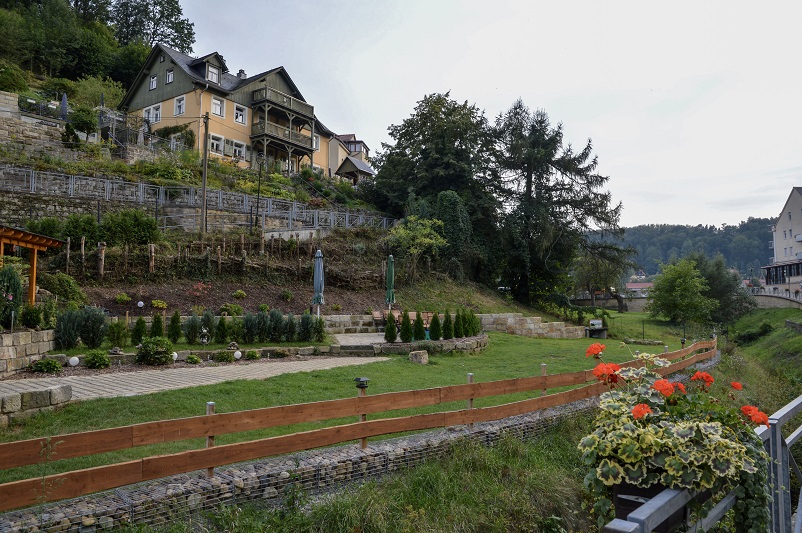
<box><xmin>0</xmin><ymin>340</ymin><xmax>717</xmax><ymax>513</ymax></box>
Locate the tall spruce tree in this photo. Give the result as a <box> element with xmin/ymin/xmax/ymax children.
<box><xmin>429</xmin><ymin>312</ymin><xmax>442</xmax><ymax>341</ymax></box>
<box><xmin>399</xmin><ymin>311</ymin><xmax>413</xmax><ymax>343</ymax></box>
<box><xmin>413</xmin><ymin>311</ymin><xmax>425</xmax><ymax>341</ymax></box>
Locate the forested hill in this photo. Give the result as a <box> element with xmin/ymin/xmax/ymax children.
<box><xmin>623</xmin><ymin>217</ymin><xmax>772</xmax><ymax>276</ymax></box>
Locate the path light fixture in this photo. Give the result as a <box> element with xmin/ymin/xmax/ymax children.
<box><xmin>354</xmin><ymin>377</ymin><xmax>369</xmax><ymax>389</ymax></box>
<box><xmin>69</xmin><ymin>356</ymin><xmax>79</xmax><ymax>367</ymax></box>
<box><xmin>234</xmin><ymin>350</ymin><xmax>242</xmax><ymax>360</ymax></box>
<box><xmin>172</xmin><ymin>352</ymin><xmax>178</xmax><ymax>362</ymax></box>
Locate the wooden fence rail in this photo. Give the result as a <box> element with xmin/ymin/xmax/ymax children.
<box><xmin>0</xmin><ymin>340</ymin><xmax>716</xmax><ymax>513</ymax></box>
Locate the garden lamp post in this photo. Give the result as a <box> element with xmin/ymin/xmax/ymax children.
<box><xmin>255</xmin><ymin>152</ymin><xmax>265</xmax><ymax>234</ymax></box>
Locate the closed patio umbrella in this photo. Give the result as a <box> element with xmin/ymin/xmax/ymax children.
<box><xmin>312</xmin><ymin>249</ymin><xmax>324</xmax><ymax>317</ymax></box>
<box><xmin>385</xmin><ymin>254</ymin><xmax>395</xmax><ymax>311</ymax></box>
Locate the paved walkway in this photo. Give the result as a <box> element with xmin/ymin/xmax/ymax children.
<box><xmin>0</xmin><ymin>334</ymin><xmax>393</xmax><ymax>402</ymax></box>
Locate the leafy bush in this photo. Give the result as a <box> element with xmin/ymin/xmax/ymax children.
<box><xmin>20</xmin><ymin>304</ymin><xmax>41</xmax><ymax>329</ymax></box>
<box><xmin>55</xmin><ymin>309</ymin><xmax>82</xmax><ymax>349</ymax></box>
<box><xmin>284</xmin><ymin>313</ymin><xmax>297</xmax><ymax>342</ymax></box>
<box><xmin>30</xmin><ymin>357</ymin><xmax>61</xmax><ymax>374</ymax></box>
<box><xmin>186</xmin><ymin>354</ymin><xmax>201</xmax><ymax>364</ymax></box>
<box><xmin>399</xmin><ymin>311</ymin><xmax>412</xmax><ymax>343</ymax></box>
<box><xmin>245</xmin><ymin>349</ymin><xmax>260</xmax><ymax>360</ymax></box>
<box><xmin>442</xmin><ymin>310</ymin><xmax>454</xmax><ymax>340</ymax></box>
<box><xmin>106</xmin><ymin>319</ymin><xmax>129</xmax><ymax>347</ymax></box>
<box><xmin>0</xmin><ymin>264</ymin><xmax>23</xmax><ymax>328</ymax></box>
<box><xmin>228</xmin><ymin>317</ymin><xmax>244</xmax><ymax>343</ymax></box>
<box><xmin>256</xmin><ymin>311</ymin><xmax>270</xmax><ymax>343</ymax></box>
<box><xmin>100</xmin><ymin>209</ymin><xmax>159</xmax><ymax>246</ymax></box>
<box><xmin>201</xmin><ymin>310</ymin><xmax>217</xmax><ymax>340</ymax></box>
<box><xmin>38</xmin><ymin>272</ymin><xmax>87</xmax><ymax>305</ymax></box>
<box><xmin>151</xmin><ymin>300</ymin><xmax>167</xmax><ymax>310</ymax></box>
<box><xmin>84</xmin><ymin>349</ymin><xmax>111</xmax><ymax>369</ymax></box>
<box><xmin>268</xmin><ymin>309</ymin><xmax>284</xmax><ymax>343</ymax></box>
<box><xmin>79</xmin><ymin>307</ymin><xmax>107</xmax><ymax>349</ymax></box>
<box><xmin>130</xmin><ymin>317</ymin><xmax>147</xmax><ymax>345</ymax></box>
<box><xmin>150</xmin><ymin>313</ymin><xmax>164</xmax><ymax>337</ymax></box>
<box><xmin>231</xmin><ymin>289</ymin><xmax>246</xmax><ymax>299</ymax></box>
<box><xmin>115</xmin><ymin>293</ymin><xmax>131</xmax><ymax>304</ymax></box>
<box><xmin>298</xmin><ymin>312</ymin><xmax>314</xmax><ymax>342</ymax></box>
<box><xmin>213</xmin><ymin>350</ymin><xmax>235</xmax><ymax>363</ymax></box>
<box><xmin>62</xmin><ymin>214</ymin><xmax>99</xmax><ymax>247</ymax></box>
<box><xmin>384</xmin><ymin>315</ymin><xmax>397</xmax><ymax>343</ymax></box>
<box><xmin>183</xmin><ymin>313</ymin><xmax>202</xmax><ymax>344</ymax></box>
<box><xmin>314</xmin><ymin>316</ymin><xmax>326</xmax><ymax>343</ymax></box>
<box><xmin>454</xmin><ymin>309</ymin><xmax>464</xmax><ymax>338</ymax></box>
<box><xmin>413</xmin><ymin>311</ymin><xmax>425</xmax><ymax>341</ymax></box>
<box><xmin>26</xmin><ymin>217</ymin><xmax>62</xmax><ymax>240</ymax></box>
<box><xmin>219</xmin><ymin>302</ymin><xmax>243</xmax><ymax>316</ymax></box>
<box><xmin>429</xmin><ymin>312</ymin><xmax>442</xmax><ymax>341</ymax></box>
<box><xmin>243</xmin><ymin>313</ymin><xmax>258</xmax><ymax>344</ymax></box>
<box><xmin>0</xmin><ymin>59</ymin><xmax>28</xmax><ymax>92</ymax></box>
<box><xmin>136</xmin><ymin>336</ymin><xmax>173</xmax><ymax>365</ymax></box>
<box><xmin>271</xmin><ymin>349</ymin><xmax>289</xmax><ymax>359</ymax></box>
<box><xmin>280</xmin><ymin>289</ymin><xmax>293</xmax><ymax>302</ymax></box>
<box><xmin>215</xmin><ymin>315</ymin><xmax>228</xmax><ymax>344</ymax></box>
<box><xmin>331</xmin><ymin>303</ymin><xmax>342</xmax><ymax>312</ymax></box>
<box><xmin>258</xmin><ymin>304</ymin><xmax>270</xmax><ymax>313</ymax></box>
<box><xmin>41</xmin><ymin>297</ymin><xmax>57</xmax><ymax>329</ymax></box>
<box><xmin>167</xmin><ymin>311</ymin><xmax>182</xmax><ymax>343</ymax></box>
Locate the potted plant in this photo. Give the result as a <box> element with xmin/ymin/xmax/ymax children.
<box><xmin>578</xmin><ymin>344</ymin><xmax>771</xmax><ymax>532</ymax></box>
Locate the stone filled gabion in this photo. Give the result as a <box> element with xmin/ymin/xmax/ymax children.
<box><xmin>0</xmin><ymin>397</ymin><xmax>598</xmax><ymax>532</ymax></box>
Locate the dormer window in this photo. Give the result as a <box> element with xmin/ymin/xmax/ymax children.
<box><xmin>207</xmin><ymin>65</ymin><xmax>220</xmax><ymax>84</ymax></box>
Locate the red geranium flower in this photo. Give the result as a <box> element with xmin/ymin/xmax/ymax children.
<box><xmin>632</xmin><ymin>403</ymin><xmax>652</xmax><ymax>420</ymax></box>
<box><xmin>741</xmin><ymin>405</ymin><xmax>769</xmax><ymax>426</ymax></box>
<box><xmin>592</xmin><ymin>362</ymin><xmax>621</xmax><ymax>385</ymax></box>
<box><xmin>652</xmin><ymin>379</ymin><xmax>675</xmax><ymax>397</ymax></box>
<box><xmin>730</xmin><ymin>381</ymin><xmax>743</xmax><ymax>390</ymax></box>
<box><xmin>585</xmin><ymin>343</ymin><xmax>606</xmax><ymax>358</ymax></box>
<box><xmin>676</xmin><ymin>382</ymin><xmax>686</xmax><ymax>394</ymax></box>
<box><xmin>691</xmin><ymin>371</ymin><xmax>715</xmax><ymax>388</ymax></box>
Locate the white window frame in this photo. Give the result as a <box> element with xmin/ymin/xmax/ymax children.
<box><xmin>144</xmin><ymin>104</ymin><xmax>161</xmax><ymax>124</ymax></box>
<box><xmin>149</xmin><ymin>75</ymin><xmax>157</xmax><ymax>90</ymax></box>
<box><xmin>174</xmin><ymin>96</ymin><xmax>185</xmax><ymax>116</ymax></box>
<box><xmin>166</xmin><ymin>69</ymin><xmax>174</xmax><ymax>84</ymax></box>
<box><xmin>313</xmin><ymin>134</ymin><xmax>320</xmax><ymax>151</ymax></box>
<box><xmin>234</xmin><ymin>105</ymin><xmax>246</xmax><ymax>125</ymax></box>
<box><xmin>211</xmin><ymin>97</ymin><xmax>224</xmax><ymax>117</ymax></box>
<box><xmin>232</xmin><ymin>141</ymin><xmax>245</xmax><ymax>159</ymax></box>
<box><xmin>210</xmin><ymin>134</ymin><xmax>223</xmax><ymax>154</ymax></box>
<box><xmin>207</xmin><ymin>65</ymin><xmax>220</xmax><ymax>84</ymax></box>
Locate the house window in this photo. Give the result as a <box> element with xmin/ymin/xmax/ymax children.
<box><xmin>313</xmin><ymin>134</ymin><xmax>320</xmax><ymax>151</ymax></box>
<box><xmin>166</xmin><ymin>69</ymin><xmax>174</xmax><ymax>84</ymax></box>
<box><xmin>234</xmin><ymin>105</ymin><xmax>246</xmax><ymax>125</ymax></box>
<box><xmin>211</xmin><ymin>97</ymin><xmax>224</xmax><ymax>117</ymax></box>
<box><xmin>207</xmin><ymin>65</ymin><xmax>219</xmax><ymax>84</ymax></box>
<box><xmin>232</xmin><ymin>141</ymin><xmax>245</xmax><ymax>159</ymax></box>
<box><xmin>174</xmin><ymin>96</ymin><xmax>185</xmax><ymax>116</ymax></box>
<box><xmin>160</xmin><ymin>55</ymin><xmax>165</xmax><ymax>63</ymax></box>
<box><xmin>784</xmin><ymin>230</ymin><xmax>787</xmax><ymax>239</ymax></box>
<box><xmin>210</xmin><ymin>135</ymin><xmax>223</xmax><ymax>154</ymax></box>
<box><xmin>790</xmin><ymin>212</ymin><xmax>793</xmax><ymax>220</ymax></box>
<box><xmin>143</xmin><ymin>104</ymin><xmax>161</xmax><ymax>124</ymax></box>
<box><xmin>149</xmin><ymin>75</ymin><xmax>157</xmax><ymax>90</ymax></box>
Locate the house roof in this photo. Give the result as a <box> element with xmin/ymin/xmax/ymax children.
<box><xmin>626</xmin><ymin>282</ymin><xmax>653</xmax><ymax>290</ymax></box>
<box><xmin>336</xmin><ymin>155</ymin><xmax>376</xmax><ymax>177</ymax></box>
<box><xmin>335</xmin><ymin>134</ymin><xmax>370</xmax><ymax>152</ymax></box>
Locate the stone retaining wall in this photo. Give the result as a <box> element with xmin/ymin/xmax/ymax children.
<box><xmin>374</xmin><ymin>335</ymin><xmax>488</xmax><ymax>355</ymax></box>
<box><xmin>0</xmin><ymin>384</ymin><xmax>71</xmax><ymax>427</ymax></box>
<box><xmin>323</xmin><ymin>314</ymin><xmax>377</xmax><ymax>334</ymax></box>
<box><xmin>0</xmin><ymin>330</ymin><xmax>56</xmax><ymax>378</ymax></box>
<box><xmin>477</xmin><ymin>313</ymin><xmax>585</xmax><ymax>339</ymax></box>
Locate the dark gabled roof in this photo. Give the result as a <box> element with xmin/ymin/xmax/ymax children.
<box><xmin>337</xmin><ymin>155</ymin><xmax>376</xmax><ymax>177</ymax></box>
<box><xmin>315</xmin><ymin>117</ymin><xmax>336</xmax><ymax>137</ymax></box>
<box><xmin>120</xmin><ymin>43</ymin><xmax>309</xmax><ymax>109</ymax></box>
<box><xmin>335</xmin><ymin>133</ymin><xmax>370</xmax><ymax>153</ymax></box>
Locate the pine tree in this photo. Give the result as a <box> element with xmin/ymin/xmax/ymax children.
<box><xmin>131</xmin><ymin>317</ymin><xmax>147</xmax><ymax>345</ymax></box>
<box><xmin>454</xmin><ymin>309</ymin><xmax>464</xmax><ymax>338</ymax></box>
<box><xmin>215</xmin><ymin>315</ymin><xmax>228</xmax><ymax>344</ymax></box>
<box><xmin>167</xmin><ymin>311</ymin><xmax>182</xmax><ymax>343</ymax></box>
<box><xmin>399</xmin><ymin>310</ymin><xmax>413</xmax><ymax>343</ymax></box>
<box><xmin>429</xmin><ymin>312</ymin><xmax>442</xmax><ymax>341</ymax></box>
<box><xmin>313</xmin><ymin>317</ymin><xmax>326</xmax><ymax>342</ymax></box>
<box><xmin>384</xmin><ymin>315</ymin><xmax>397</xmax><ymax>343</ymax></box>
<box><xmin>150</xmin><ymin>313</ymin><xmax>164</xmax><ymax>338</ymax></box>
<box><xmin>413</xmin><ymin>311</ymin><xmax>425</xmax><ymax>341</ymax></box>
<box><xmin>442</xmin><ymin>310</ymin><xmax>453</xmax><ymax>340</ymax></box>
<box><xmin>285</xmin><ymin>313</ymin><xmax>297</xmax><ymax>342</ymax></box>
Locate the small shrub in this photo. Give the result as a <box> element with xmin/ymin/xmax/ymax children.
<box><xmin>268</xmin><ymin>309</ymin><xmax>284</xmax><ymax>343</ymax></box>
<box><xmin>38</xmin><ymin>272</ymin><xmax>87</xmax><ymax>306</ymax></box>
<box><xmin>190</xmin><ymin>304</ymin><xmax>205</xmax><ymax>316</ymax></box>
<box><xmin>183</xmin><ymin>314</ymin><xmax>202</xmax><ymax>344</ymax></box>
<box><xmin>256</xmin><ymin>311</ymin><xmax>270</xmax><ymax>343</ymax></box>
<box><xmin>271</xmin><ymin>349</ymin><xmax>289</xmax><ymax>358</ymax></box>
<box><xmin>130</xmin><ymin>317</ymin><xmax>147</xmax><ymax>345</ymax></box>
<box><xmin>413</xmin><ymin>311</ymin><xmax>425</xmax><ymax>341</ymax></box>
<box><xmin>245</xmin><ymin>349</ymin><xmax>260</xmax><ymax>360</ymax></box>
<box><xmin>243</xmin><ymin>313</ymin><xmax>258</xmax><ymax>344</ymax></box>
<box><xmin>0</xmin><ymin>264</ymin><xmax>23</xmax><ymax>328</ymax></box>
<box><xmin>115</xmin><ymin>293</ymin><xmax>132</xmax><ymax>304</ymax></box>
<box><xmin>214</xmin><ymin>350</ymin><xmax>235</xmax><ymax>363</ymax></box>
<box><xmin>20</xmin><ymin>304</ymin><xmax>42</xmax><ymax>329</ymax></box>
<box><xmin>30</xmin><ymin>357</ymin><xmax>61</xmax><ymax>373</ymax></box>
<box><xmin>314</xmin><ymin>316</ymin><xmax>326</xmax><ymax>342</ymax></box>
<box><xmin>219</xmin><ymin>303</ymin><xmax>243</xmax><ymax>316</ymax></box>
<box><xmin>258</xmin><ymin>303</ymin><xmax>269</xmax><ymax>313</ymax></box>
<box><xmin>384</xmin><ymin>316</ymin><xmax>397</xmax><ymax>343</ymax></box>
<box><xmin>150</xmin><ymin>313</ymin><xmax>164</xmax><ymax>338</ymax></box>
<box><xmin>280</xmin><ymin>289</ymin><xmax>293</xmax><ymax>302</ymax></box>
<box><xmin>331</xmin><ymin>303</ymin><xmax>342</xmax><ymax>312</ymax></box>
<box><xmin>84</xmin><ymin>349</ymin><xmax>111</xmax><ymax>369</ymax></box>
<box><xmin>215</xmin><ymin>315</ymin><xmax>228</xmax><ymax>344</ymax></box>
<box><xmin>201</xmin><ymin>310</ymin><xmax>217</xmax><ymax>339</ymax></box>
<box><xmin>41</xmin><ymin>297</ymin><xmax>57</xmax><ymax>329</ymax></box>
<box><xmin>429</xmin><ymin>313</ymin><xmax>442</xmax><ymax>341</ymax></box>
<box><xmin>167</xmin><ymin>311</ymin><xmax>182</xmax><ymax>343</ymax></box>
<box><xmin>228</xmin><ymin>317</ymin><xmax>244</xmax><ymax>343</ymax></box>
<box><xmin>454</xmin><ymin>309</ymin><xmax>464</xmax><ymax>338</ymax></box>
<box><xmin>79</xmin><ymin>307</ymin><xmax>107</xmax><ymax>349</ymax></box>
<box><xmin>151</xmin><ymin>299</ymin><xmax>168</xmax><ymax>310</ymax></box>
<box><xmin>442</xmin><ymin>310</ymin><xmax>454</xmax><ymax>340</ymax></box>
<box><xmin>186</xmin><ymin>354</ymin><xmax>201</xmax><ymax>364</ymax></box>
<box><xmin>231</xmin><ymin>289</ymin><xmax>247</xmax><ymax>300</ymax></box>
<box><xmin>399</xmin><ymin>311</ymin><xmax>413</xmax><ymax>343</ymax></box>
<box><xmin>55</xmin><ymin>309</ymin><xmax>82</xmax><ymax>349</ymax></box>
<box><xmin>285</xmin><ymin>313</ymin><xmax>297</xmax><ymax>342</ymax></box>
<box><xmin>107</xmin><ymin>319</ymin><xmax>129</xmax><ymax>347</ymax></box>
<box><xmin>298</xmin><ymin>312</ymin><xmax>314</xmax><ymax>342</ymax></box>
<box><xmin>136</xmin><ymin>336</ymin><xmax>173</xmax><ymax>365</ymax></box>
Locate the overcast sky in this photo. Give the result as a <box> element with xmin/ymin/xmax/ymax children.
<box><xmin>184</xmin><ymin>0</ymin><xmax>801</xmax><ymax>229</ymax></box>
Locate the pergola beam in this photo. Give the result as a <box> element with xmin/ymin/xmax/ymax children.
<box><xmin>0</xmin><ymin>226</ymin><xmax>64</xmax><ymax>306</ymax></box>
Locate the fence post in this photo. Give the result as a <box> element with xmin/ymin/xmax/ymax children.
<box><xmin>97</xmin><ymin>242</ymin><xmax>106</xmax><ymax>282</ymax></box>
<box><xmin>206</xmin><ymin>401</ymin><xmax>216</xmax><ymax>477</ymax></box>
<box><xmin>65</xmin><ymin>237</ymin><xmax>70</xmax><ymax>275</ymax></box>
<box><xmin>541</xmin><ymin>363</ymin><xmax>547</xmax><ymax>396</ymax></box>
<box><xmin>355</xmin><ymin>378</ymin><xmax>369</xmax><ymax>449</ymax></box>
<box><xmin>80</xmin><ymin>236</ymin><xmax>86</xmax><ymax>279</ymax></box>
<box><xmin>467</xmin><ymin>373</ymin><xmax>474</xmax><ymax>429</ymax></box>
<box><xmin>148</xmin><ymin>244</ymin><xmax>155</xmax><ymax>273</ymax></box>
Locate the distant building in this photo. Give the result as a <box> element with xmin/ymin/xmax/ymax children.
<box><xmin>625</xmin><ymin>282</ymin><xmax>653</xmax><ymax>298</ymax></box>
<box><xmin>762</xmin><ymin>187</ymin><xmax>802</xmax><ymax>297</ymax></box>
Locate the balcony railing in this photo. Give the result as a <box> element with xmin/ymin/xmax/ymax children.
<box><xmin>251</xmin><ymin>121</ymin><xmax>313</xmax><ymax>149</ymax></box>
<box><xmin>251</xmin><ymin>87</ymin><xmax>313</xmax><ymax>118</ymax></box>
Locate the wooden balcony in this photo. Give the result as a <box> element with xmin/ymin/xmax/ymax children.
<box><xmin>251</xmin><ymin>120</ymin><xmax>313</xmax><ymax>150</ymax></box>
<box><xmin>251</xmin><ymin>87</ymin><xmax>313</xmax><ymax>118</ymax></box>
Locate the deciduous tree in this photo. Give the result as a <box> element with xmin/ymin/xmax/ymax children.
<box><xmin>647</xmin><ymin>258</ymin><xmax>717</xmax><ymax>324</ymax></box>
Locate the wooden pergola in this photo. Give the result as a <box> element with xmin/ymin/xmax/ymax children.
<box><xmin>0</xmin><ymin>226</ymin><xmax>64</xmax><ymax>306</ymax></box>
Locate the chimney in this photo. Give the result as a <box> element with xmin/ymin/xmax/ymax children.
<box><xmin>237</xmin><ymin>69</ymin><xmax>247</xmax><ymax>79</ymax></box>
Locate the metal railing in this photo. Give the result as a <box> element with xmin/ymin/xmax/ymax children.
<box><xmin>604</xmin><ymin>393</ymin><xmax>802</xmax><ymax>532</ymax></box>
<box><xmin>0</xmin><ymin>166</ymin><xmax>393</xmax><ymax>233</ymax></box>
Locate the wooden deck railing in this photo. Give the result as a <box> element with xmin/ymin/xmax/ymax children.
<box><xmin>0</xmin><ymin>340</ymin><xmax>717</xmax><ymax>512</ymax></box>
